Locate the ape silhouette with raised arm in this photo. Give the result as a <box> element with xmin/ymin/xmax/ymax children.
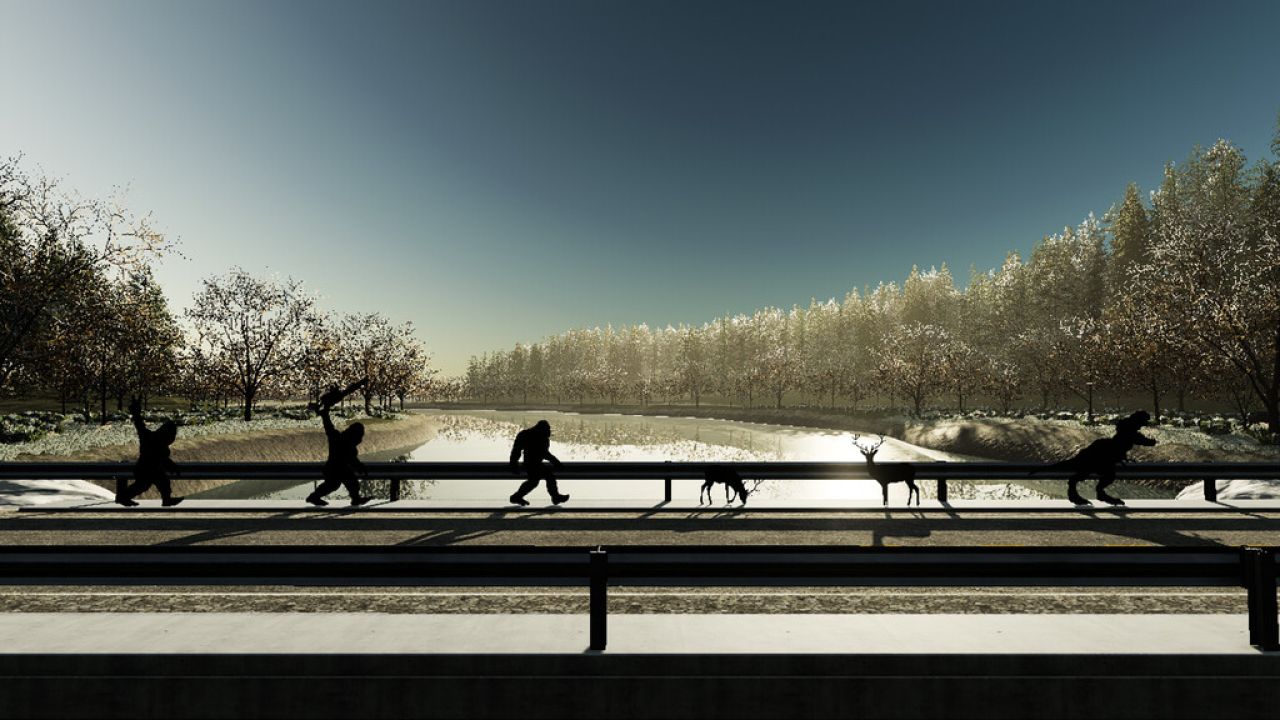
<box><xmin>306</xmin><ymin>378</ymin><xmax>373</xmax><ymax>508</ymax></box>
<box><xmin>117</xmin><ymin>397</ymin><xmax>182</xmax><ymax>507</ymax></box>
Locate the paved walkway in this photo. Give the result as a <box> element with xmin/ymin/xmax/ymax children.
<box><xmin>0</xmin><ymin>612</ymin><xmax>1268</xmax><ymax>655</ymax></box>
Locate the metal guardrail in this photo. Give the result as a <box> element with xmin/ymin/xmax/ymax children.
<box><xmin>3</xmin><ymin>460</ymin><xmax>1279</xmax><ymax>502</ymax></box>
<box><xmin>0</xmin><ymin>544</ymin><xmax>1274</xmax><ymax>652</ymax></box>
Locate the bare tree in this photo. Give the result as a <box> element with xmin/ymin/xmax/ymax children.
<box><xmin>186</xmin><ymin>269</ymin><xmax>316</xmax><ymax>420</ymax></box>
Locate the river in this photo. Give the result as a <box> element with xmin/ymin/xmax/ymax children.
<box><xmin>245</xmin><ymin>409</ymin><xmax>1060</xmax><ymax>504</ymax></box>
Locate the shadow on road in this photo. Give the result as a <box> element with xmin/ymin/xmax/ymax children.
<box><xmin>3</xmin><ymin>511</ymin><xmax>1270</xmax><ymax>547</ymax></box>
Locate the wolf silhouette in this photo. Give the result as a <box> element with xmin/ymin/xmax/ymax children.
<box><xmin>1035</xmin><ymin>410</ymin><xmax>1157</xmax><ymax>506</ymax></box>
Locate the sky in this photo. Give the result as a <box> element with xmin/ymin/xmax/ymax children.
<box><xmin>2</xmin><ymin>0</ymin><xmax>1279</xmax><ymax>375</ymax></box>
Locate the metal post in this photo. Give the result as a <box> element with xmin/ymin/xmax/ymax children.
<box><xmin>589</xmin><ymin>548</ymin><xmax>608</xmax><ymax>651</ymax></box>
<box><xmin>390</xmin><ymin>479</ymin><xmax>401</xmax><ymax>503</ymax></box>
<box><xmin>1204</xmin><ymin>478</ymin><xmax>1218</xmax><ymax>502</ymax></box>
<box><xmin>663</xmin><ymin>460</ymin><xmax>672</xmax><ymax>503</ymax></box>
<box><xmin>937</xmin><ymin>479</ymin><xmax>947</xmax><ymax>504</ymax></box>
<box><xmin>1243</xmin><ymin>546</ymin><xmax>1278</xmax><ymax>651</ymax></box>
<box><xmin>115</xmin><ymin>476</ymin><xmax>126</xmax><ymax>499</ymax></box>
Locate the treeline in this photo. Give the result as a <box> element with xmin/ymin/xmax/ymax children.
<box><xmin>0</xmin><ymin>158</ymin><xmax>435</xmax><ymax>421</ymax></box>
<box><xmin>463</xmin><ymin>124</ymin><xmax>1280</xmax><ymax>434</ymax></box>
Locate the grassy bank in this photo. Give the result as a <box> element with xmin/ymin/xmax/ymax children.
<box><xmin>14</xmin><ymin>413</ymin><xmax>438</xmax><ymax>498</ymax></box>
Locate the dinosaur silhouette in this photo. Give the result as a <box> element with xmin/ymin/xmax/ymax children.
<box><xmin>1035</xmin><ymin>410</ymin><xmax>1157</xmax><ymax>506</ymax></box>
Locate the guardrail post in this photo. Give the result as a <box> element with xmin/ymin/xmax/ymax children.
<box><xmin>937</xmin><ymin>478</ymin><xmax>948</xmax><ymax>503</ymax></box>
<box><xmin>1242</xmin><ymin>546</ymin><xmax>1278</xmax><ymax>651</ymax></box>
<box><xmin>114</xmin><ymin>476</ymin><xmax>126</xmax><ymax>499</ymax></box>
<box><xmin>390</xmin><ymin>479</ymin><xmax>401</xmax><ymax>502</ymax></box>
<box><xmin>589</xmin><ymin>548</ymin><xmax>608</xmax><ymax>651</ymax></box>
<box><xmin>664</xmin><ymin>461</ymin><xmax>672</xmax><ymax>503</ymax></box>
<box><xmin>1204</xmin><ymin>478</ymin><xmax>1218</xmax><ymax>502</ymax></box>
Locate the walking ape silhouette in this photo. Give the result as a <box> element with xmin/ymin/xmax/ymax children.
<box><xmin>306</xmin><ymin>380</ymin><xmax>374</xmax><ymax>508</ymax></box>
<box><xmin>508</xmin><ymin>420</ymin><xmax>569</xmax><ymax>506</ymax></box>
<box><xmin>1036</xmin><ymin>410</ymin><xmax>1158</xmax><ymax>506</ymax></box>
<box><xmin>117</xmin><ymin>397</ymin><xmax>183</xmax><ymax>507</ymax></box>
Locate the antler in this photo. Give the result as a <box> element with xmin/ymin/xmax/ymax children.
<box><xmin>851</xmin><ymin>433</ymin><xmax>885</xmax><ymax>456</ymax></box>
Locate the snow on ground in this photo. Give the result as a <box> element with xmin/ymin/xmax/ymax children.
<box><xmin>1177</xmin><ymin>479</ymin><xmax>1280</xmax><ymax>501</ymax></box>
<box><xmin>0</xmin><ymin>413</ymin><xmax>371</xmax><ymax>505</ymax></box>
<box><xmin>0</xmin><ymin>416</ymin><xmax>323</xmax><ymax>462</ymax></box>
<box><xmin>0</xmin><ymin>479</ymin><xmax>115</xmax><ymax>506</ymax></box>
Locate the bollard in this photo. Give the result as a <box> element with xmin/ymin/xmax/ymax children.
<box><xmin>937</xmin><ymin>478</ymin><xmax>948</xmax><ymax>504</ymax></box>
<box><xmin>589</xmin><ymin>548</ymin><xmax>608</xmax><ymax>651</ymax></box>
<box><xmin>1204</xmin><ymin>478</ymin><xmax>1218</xmax><ymax>502</ymax></box>
<box><xmin>390</xmin><ymin>478</ymin><xmax>401</xmax><ymax>503</ymax></box>
<box><xmin>1242</xmin><ymin>546</ymin><xmax>1278</xmax><ymax>651</ymax></box>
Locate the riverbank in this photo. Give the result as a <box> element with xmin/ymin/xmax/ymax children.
<box><xmin>5</xmin><ymin>413</ymin><xmax>439</xmax><ymax>500</ymax></box>
<box><xmin>417</xmin><ymin>403</ymin><xmax>1280</xmax><ymax>465</ymax></box>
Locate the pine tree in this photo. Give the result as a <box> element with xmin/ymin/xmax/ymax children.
<box><xmin>1105</xmin><ymin>183</ymin><xmax>1151</xmax><ymax>291</ymax></box>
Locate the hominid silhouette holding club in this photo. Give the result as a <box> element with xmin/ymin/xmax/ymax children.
<box><xmin>1034</xmin><ymin>410</ymin><xmax>1157</xmax><ymax>506</ymax></box>
<box><xmin>116</xmin><ymin>396</ymin><xmax>183</xmax><ymax>507</ymax></box>
<box><xmin>852</xmin><ymin>434</ymin><xmax>920</xmax><ymax>506</ymax></box>
<box><xmin>306</xmin><ymin>377</ymin><xmax>374</xmax><ymax>508</ymax></box>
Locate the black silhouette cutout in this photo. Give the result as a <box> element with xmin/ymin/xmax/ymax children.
<box><xmin>1035</xmin><ymin>410</ymin><xmax>1158</xmax><ymax>506</ymax></box>
<box><xmin>306</xmin><ymin>380</ymin><xmax>373</xmax><ymax>508</ymax></box>
<box><xmin>508</xmin><ymin>420</ymin><xmax>569</xmax><ymax>506</ymax></box>
<box><xmin>853</xmin><ymin>433</ymin><xmax>920</xmax><ymax>506</ymax></box>
<box><xmin>117</xmin><ymin>397</ymin><xmax>183</xmax><ymax>507</ymax></box>
<box><xmin>701</xmin><ymin>465</ymin><xmax>750</xmax><ymax>505</ymax></box>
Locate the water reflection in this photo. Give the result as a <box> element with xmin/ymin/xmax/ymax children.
<box><xmin>238</xmin><ymin>409</ymin><xmax>1066</xmax><ymax>503</ymax></box>
<box><xmin>390</xmin><ymin>410</ymin><xmax>1045</xmax><ymax>504</ymax></box>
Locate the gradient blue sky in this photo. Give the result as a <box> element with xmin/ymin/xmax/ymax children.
<box><xmin>2</xmin><ymin>0</ymin><xmax>1278</xmax><ymax>374</ymax></box>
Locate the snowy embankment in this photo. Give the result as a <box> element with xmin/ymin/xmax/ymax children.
<box><xmin>0</xmin><ymin>479</ymin><xmax>116</xmax><ymax>507</ymax></box>
<box><xmin>902</xmin><ymin>416</ymin><xmax>1280</xmax><ymax>499</ymax></box>
<box><xmin>0</xmin><ymin>415</ymin><xmax>322</xmax><ymax>507</ymax></box>
<box><xmin>0</xmin><ymin>415</ymin><xmax>321</xmax><ymax>462</ymax></box>
<box><xmin>0</xmin><ymin>411</ymin><xmax>437</xmax><ymax>505</ymax></box>
<box><xmin>1176</xmin><ymin>479</ymin><xmax>1280</xmax><ymax>501</ymax></box>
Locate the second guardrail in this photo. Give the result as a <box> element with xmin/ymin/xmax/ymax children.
<box><xmin>3</xmin><ymin>460</ymin><xmax>1278</xmax><ymax>503</ymax></box>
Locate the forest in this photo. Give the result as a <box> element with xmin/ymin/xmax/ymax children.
<box><xmin>461</xmin><ymin>127</ymin><xmax>1280</xmax><ymax>435</ymax></box>
<box><xmin>0</xmin><ymin>158</ymin><xmax>435</xmax><ymax>422</ymax></box>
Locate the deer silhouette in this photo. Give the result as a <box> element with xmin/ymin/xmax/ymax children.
<box><xmin>700</xmin><ymin>465</ymin><xmax>750</xmax><ymax>506</ymax></box>
<box><xmin>853</xmin><ymin>434</ymin><xmax>920</xmax><ymax>506</ymax></box>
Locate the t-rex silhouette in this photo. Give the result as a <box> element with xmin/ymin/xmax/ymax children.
<box><xmin>1034</xmin><ymin>410</ymin><xmax>1157</xmax><ymax>506</ymax></box>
